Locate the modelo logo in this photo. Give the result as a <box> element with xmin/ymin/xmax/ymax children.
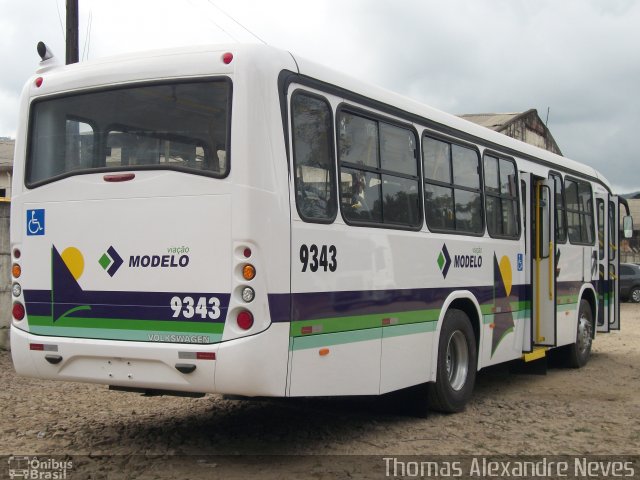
<box><xmin>453</xmin><ymin>254</ymin><xmax>483</xmax><ymax>268</ymax></box>
<box><xmin>439</xmin><ymin>244</ymin><xmax>483</xmax><ymax>278</ymax></box>
<box><xmin>129</xmin><ymin>254</ymin><xmax>190</xmax><ymax>268</ymax></box>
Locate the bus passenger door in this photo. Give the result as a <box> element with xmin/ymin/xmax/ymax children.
<box><xmin>532</xmin><ymin>177</ymin><xmax>557</xmax><ymax>346</ymax></box>
<box><xmin>595</xmin><ymin>195</ymin><xmax>609</xmax><ymax>332</ymax></box>
<box><xmin>608</xmin><ymin>195</ymin><xmax>621</xmax><ymax>330</ymax></box>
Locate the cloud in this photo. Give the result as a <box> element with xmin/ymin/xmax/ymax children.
<box><xmin>0</xmin><ymin>0</ymin><xmax>638</xmax><ymax>191</ymax></box>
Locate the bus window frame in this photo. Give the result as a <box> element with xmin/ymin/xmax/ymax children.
<box><xmin>564</xmin><ymin>175</ymin><xmax>596</xmax><ymax>246</ymax></box>
<box><xmin>548</xmin><ymin>171</ymin><xmax>568</xmax><ymax>244</ymax></box>
<box><xmin>422</xmin><ymin>129</ymin><xmax>485</xmax><ymax>237</ymax></box>
<box><xmin>290</xmin><ymin>89</ymin><xmax>338</xmax><ymax>224</ymax></box>
<box><xmin>25</xmin><ymin>76</ymin><xmax>233</xmax><ymax>189</ymax></box>
<box><xmin>336</xmin><ymin>103</ymin><xmax>423</xmax><ymax>231</ymax></box>
<box><xmin>482</xmin><ymin>150</ymin><xmax>521</xmax><ymax>240</ymax></box>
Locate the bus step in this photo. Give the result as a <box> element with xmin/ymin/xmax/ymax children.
<box><xmin>522</xmin><ymin>347</ymin><xmax>548</xmax><ymax>363</ymax></box>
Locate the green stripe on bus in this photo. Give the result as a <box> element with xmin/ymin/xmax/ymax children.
<box><xmin>381</xmin><ymin>321</ymin><xmax>437</xmax><ymax>338</ymax></box>
<box><xmin>556</xmin><ymin>302</ymin><xmax>577</xmax><ymax>313</ymax></box>
<box><xmin>292</xmin><ymin>309</ymin><xmax>440</xmax><ymax>337</ymax></box>
<box><xmin>292</xmin><ymin>321</ymin><xmax>439</xmax><ymax>351</ymax></box>
<box><xmin>28</xmin><ymin>325</ymin><xmax>222</xmax><ymax>343</ymax></box>
<box><xmin>482</xmin><ymin>309</ymin><xmax>530</xmax><ymax>324</ymax></box>
<box><xmin>27</xmin><ymin>315</ymin><xmax>224</xmax><ymax>334</ymax></box>
<box><xmin>479</xmin><ymin>300</ymin><xmax>530</xmax><ymax>316</ymax></box>
<box><xmin>293</xmin><ymin>302</ymin><xmax>532</xmax><ymax>338</ymax></box>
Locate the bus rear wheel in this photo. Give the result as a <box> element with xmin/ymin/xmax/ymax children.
<box><xmin>567</xmin><ymin>299</ymin><xmax>593</xmax><ymax>368</ymax></box>
<box><xmin>428</xmin><ymin>309</ymin><xmax>477</xmax><ymax>413</ymax></box>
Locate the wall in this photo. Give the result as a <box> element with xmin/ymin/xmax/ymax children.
<box><xmin>499</xmin><ymin>111</ymin><xmax>563</xmax><ymax>156</ymax></box>
<box><xmin>0</xmin><ymin>201</ymin><xmax>9</xmax><ymax>349</ymax></box>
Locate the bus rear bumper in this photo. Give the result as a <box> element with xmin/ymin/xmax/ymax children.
<box><xmin>10</xmin><ymin>325</ymin><xmax>217</xmax><ymax>393</ymax></box>
<box><xmin>10</xmin><ymin>323</ymin><xmax>290</xmax><ymax>396</ymax></box>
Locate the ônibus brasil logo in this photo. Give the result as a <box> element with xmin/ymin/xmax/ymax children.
<box><xmin>437</xmin><ymin>244</ymin><xmax>452</xmax><ymax>278</ymax></box>
<box><xmin>99</xmin><ymin>246</ymin><xmax>124</xmax><ymax>277</ymax></box>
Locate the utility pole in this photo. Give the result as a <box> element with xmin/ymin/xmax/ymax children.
<box><xmin>66</xmin><ymin>0</ymin><xmax>79</xmax><ymax>64</ymax></box>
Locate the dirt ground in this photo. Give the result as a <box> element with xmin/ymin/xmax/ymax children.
<box><xmin>1</xmin><ymin>304</ymin><xmax>639</xmax><ymax>479</ymax></box>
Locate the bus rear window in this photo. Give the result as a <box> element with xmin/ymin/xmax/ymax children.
<box><xmin>26</xmin><ymin>79</ymin><xmax>231</xmax><ymax>186</ymax></box>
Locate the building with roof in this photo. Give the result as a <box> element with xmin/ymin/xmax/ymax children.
<box><xmin>460</xmin><ymin>109</ymin><xmax>563</xmax><ymax>155</ymax></box>
<box><xmin>0</xmin><ymin>139</ymin><xmax>14</xmax><ymax>200</ymax></box>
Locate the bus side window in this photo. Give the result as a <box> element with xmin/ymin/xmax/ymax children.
<box><xmin>565</xmin><ymin>178</ymin><xmax>595</xmax><ymax>245</ymax></box>
<box><xmin>549</xmin><ymin>172</ymin><xmax>567</xmax><ymax>243</ymax></box>
<box><xmin>291</xmin><ymin>92</ymin><xmax>337</xmax><ymax>223</ymax></box>
<box><xmin>338</xmin><ymin>110</ymin><xmax>420</xmax><ymax>228</ymax></box>
<box><xmin>484</xmin><ymin>155</ymin><xmax>520</xmax><ymax>239</ymax></box>
<box><xmin>424</xmin><ymin>135</ymin><xmax>482</xmax><ymax>234</ymax></box>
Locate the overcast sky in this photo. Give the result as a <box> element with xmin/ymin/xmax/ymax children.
<box><xmin>0</xmin><ymin>0</ymin><xmax>638</xmax><ymax>192</ymax></box>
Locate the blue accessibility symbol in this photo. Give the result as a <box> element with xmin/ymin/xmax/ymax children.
<box><xmin>26</xmin><ymin>209</ymin><xmax>45</xmax><ymax>236</ymax></box>
<box><xmin>517</xmin><ymin>253</ymin><xmax>524</xmax><ymax>271</ymax></box>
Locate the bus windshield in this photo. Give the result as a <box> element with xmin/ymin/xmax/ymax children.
<box><xmin>26</xmin><ymin>78</ymin><xmax>231</xmax><ymax>186</ymax></box>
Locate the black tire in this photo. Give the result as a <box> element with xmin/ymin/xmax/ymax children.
<box><xmin>630</xmin><ymin>287</ymin><xmax>640</xmax><ymax>303</ymax></box>
<box><xmin>427</xmin><ymin>309</ymin><xmax>477</xmax><ymax>413</ymax></box>
<box><xmin>567</xmin><ymin>299</ymin><xmax>593</xmax><ymax>368</ymax></box>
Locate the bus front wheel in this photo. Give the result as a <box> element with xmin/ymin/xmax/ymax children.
<box><xmin>567</xmin><ymin>299</ymin><xmax>593</xmax><ymax>368</ymax></box>
<box><xmin>428</xmin><ymin>309</ymin><xmax>477</xmax><ymax>413</ymax></box>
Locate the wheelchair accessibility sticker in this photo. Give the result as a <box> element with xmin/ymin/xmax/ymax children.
<box><xmin>26</xmin><ymin>209</ymin><xmax>45</xmax><ymax>236</ymax></box>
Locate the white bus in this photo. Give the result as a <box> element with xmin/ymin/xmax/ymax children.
<box><xmin>10</xmin><ymin>44</ymin><xmax>633</xmax><ymax>412</ymax></box>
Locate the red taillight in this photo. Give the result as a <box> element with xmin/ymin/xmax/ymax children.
<box><xmin>30</xmin><ymin>343</ymin><xmax>44</xmax><ymax>351</ymax></box>
<box><xmin>237</xmin><ymin>310</ymin><xmax>254</xmax><ymax>330</ymax></box>
<box><xmin>196</xmin><ymin>352</ymin><xmax>216</xmax><ymax>360</ymax></box>
<box><xmin>243</xmin><ymin>247</ymin><xmax>251</xmax><ymax>258</ymax></box>
<box><xmin>13</xmin><ymin>248</ymin><xmax>21</xmax><ymax>259</ymax></box>
<box><xmin>35</xmin><ymin>77</ymin><xmax>43</xmax><ymax>87</ymax></box>
<box><xmin>12</xmin><ymin>302</ymin><xmax>25</xmax><ymax>321</ymax></box>
<box><xmin>222</xmin><ymin>52</ymin><xmax>233</xmax><ymax>64</ymax></box>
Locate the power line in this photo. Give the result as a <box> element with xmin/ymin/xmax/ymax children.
<box><xmin>54</xmin><ymin>0</ymin><xmax>65</xmax><ymax>42</ymax></box>
<box><xmin>187</xmin><ymin>0</ymin><xmax>238</xmax><ymax>42</ymax></box>
<box><xmin>206</xmin><ymin>0</ymin><xmax>267</xmax><ymax>45</ymax></box>
<box><xmin>81</xmin><ymin>9</ymin><xmax>92</xmax><ymax>61</ymax></box>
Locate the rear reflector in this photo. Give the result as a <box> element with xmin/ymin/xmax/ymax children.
<box><xmin>30</xmin><ymin>343</ymin><xmax>58</xmax><ymax>351</ymax></box>
<box><xmin>196</xmin><ymin>352</ymin><xmax>216</xmax><ymax>360</ymax></box>
<box><xmin>301</xmin><ymin>325</ymin><xmax>323</xmax><ymax>335</ymax></box>
<box><xmin>179</xmin><ymin>351</ymin><xmax>216</xmax><ymax>360</ymax></box>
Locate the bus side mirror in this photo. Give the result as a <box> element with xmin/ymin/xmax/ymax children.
<box><xmin>623</xmin><ymin>215</ymin><xmax>633</xmax><ymax>239</ymax></box>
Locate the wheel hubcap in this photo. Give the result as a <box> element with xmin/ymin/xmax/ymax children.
<box><xmin>577</xmin><ymin>312</ymin><xmax>592</xmax><ymax>356</ymax></box>
<box><xmin>632</xmin><ymin>290</ymin><xmax>640</xmax><ymax>303</ymax></box>
<box><xmin>446</xmin><ymin>330</ymin><xmax>469</xmax><ymax>391</ymax></box>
